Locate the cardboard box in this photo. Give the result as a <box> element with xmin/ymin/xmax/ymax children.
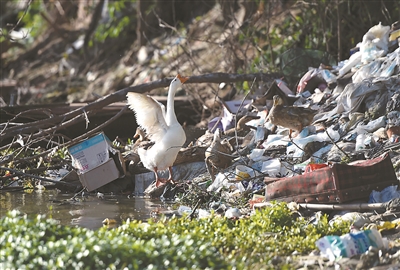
<box><xmin>68</xmin><ymin>132</ymin><xmax>126</xmax><ymax>191</ymax></box>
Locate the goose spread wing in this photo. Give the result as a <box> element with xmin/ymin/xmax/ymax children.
<box><xmin>127</xmin><ymin>92</ymin><xmax>168</xmax><ymax>141</ymax></box>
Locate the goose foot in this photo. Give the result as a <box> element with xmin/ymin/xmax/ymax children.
<box><xmin>155</xmin><ymin>178</ymin><xmax>176</xmax><ymax>187</ymax></box>
<box><xmin>154</xmin><ymin>168</ymin><xmax>165</xmax><ymax>188</ymax></box>
<box><xmin>154</xmin><ymin>167</ymin><xmax>177</xmax><ymax>188</ymax></box>
<box><xmin>155</xmin><ymin>178</ymin><xmax>168</xmax><ymax>188</ymax></box>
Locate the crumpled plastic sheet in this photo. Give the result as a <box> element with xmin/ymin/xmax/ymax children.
<box><xmin>387</xmin><ymin>110</ymin><xmax>400</xmax><ymax>126</ymax></box>
<box><xmin>318</xmin><ymin>76</ymin><xmax>400</xmax><ymax>123</ymax></box>
<box><xmin>339</xmin><ymin>51</ymin><xmax>362</xmax><ymax>77</ymax></box>
<box><xmin>347</xmin><ymin>115</ymin><xmax>387</xmax><ymax>137</ymax></box>
<box><xmin>206</xmin><ymin>172</ymin><xmax>245</xmax><ymax>193</ymax></box>
<box><xmin>286</xmin><ymin>126</ymin><xmax>340</xmax><ymax>158</ymax></box>
<box><xmin>352</xmin><ymin>58</ymin><xmax>384</xmax><ymax>83</ymax></box>
<box><xmin>368</xmin><ymin>186</ymin><xmax>400</xmax><ymax>203</ymax></box>
<box><xmin>261</xmin><ymin>158</ymin><xmax>291</xmax><ymax>178</ymax></box>
<box><xmin>333</xmin><ymin>78</ymin><xmax>382</xmax><ymax>116</ymax></box>
<box><xmin>369</xmin><ymin>185</ymin><xmax>400</xmax><ymax>203</ymax></box>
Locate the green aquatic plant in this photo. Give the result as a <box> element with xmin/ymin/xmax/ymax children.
<box><xmin>0</xmin><ymin>202</ymin><xmax>350</xmax><ymax>269</ymax></box>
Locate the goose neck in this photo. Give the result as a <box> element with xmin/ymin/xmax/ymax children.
<box><xmin>166</xmin><ymin>85</ymin><xmax>178</xmax><ymax>125</ymax></box>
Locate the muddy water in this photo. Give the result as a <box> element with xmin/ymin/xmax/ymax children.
<box><xmin>0</xmin><ymin>189</ymin><xmax>166</xmax><ymax>230</ymax></box>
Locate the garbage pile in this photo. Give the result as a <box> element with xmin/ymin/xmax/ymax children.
<box><xmin>24</xmin><ymin>17</ymin><xmax>396</xmax><ymax>267</ymax></box>
<box><xmin>165</xmin><ymin>21</ymin><xmax>400</xmax><ymax>207</ymax></box>
<box><xmin>134</xmin><ymin>22</ymin><xmax>400</xmax><ymax>268</ymax></box>
<box><xmin>57</xmin><ymin>21</ymin><xmax>400</xmax><ymax>267</ymax></box>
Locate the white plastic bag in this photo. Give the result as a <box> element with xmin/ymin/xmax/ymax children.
<box><xmin>287</xmin><ymin>126</ymin><xmax>340</xmax><ymax>158</ymax></box>
<box><xmin>338</xmin><ymin>51</ymin><xmax>362</xmax><ymax>77</ymax></box>
<box><xmin>261</xmin><ymin>158</ymin><xmax>291</xmax><ymax>177</ymax></box>
<box><xmin>362</xmin><ymin>22</ymin><xmax>391</xmax><ymax>52</ymax></box>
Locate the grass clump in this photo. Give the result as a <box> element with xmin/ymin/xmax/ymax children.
<box><xmin>0</xmin><ymin>202</ymin><xmax>350</xmax><ymax>269</ymax></box>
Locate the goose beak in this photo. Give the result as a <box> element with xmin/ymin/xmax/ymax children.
<box><xmin>177</xmin><ymin>74</ymin><xmax>189</xmax><ymax>84</ymax></box>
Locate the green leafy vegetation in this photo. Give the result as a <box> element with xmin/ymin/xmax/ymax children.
<box><xmin>93</xmin><ymin>1</ymin><xmax>136</xmax><ymax>45</ymax></box>
<box><xmin>0</xmin><ymin>202</ymin><xmax>350</xmax><ymax>269</ymax></box>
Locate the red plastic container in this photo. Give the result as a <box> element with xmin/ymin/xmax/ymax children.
<box><xmin>305</xmin><ymin>163</ymin><xmax>328</xmax><ymax>174</ymax></box>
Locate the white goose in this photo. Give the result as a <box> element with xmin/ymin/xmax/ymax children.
<box><xmin>126</xmin><ymin>74</ymin><xmax>188</xmax><ymax>187</ymax></box>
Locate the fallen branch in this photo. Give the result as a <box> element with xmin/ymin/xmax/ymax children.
<box><xmin>0</xmin><ymin>72</ymin><xmax>279</xmax><ymax>144</ymax></box>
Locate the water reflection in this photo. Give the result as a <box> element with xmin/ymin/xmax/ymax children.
<box><xmin>0</xmin><ymin>189</ymin><xmax>165</xmax><ymax>230</ymax></box>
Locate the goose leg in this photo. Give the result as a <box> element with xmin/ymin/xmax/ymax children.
<box><xmin>167</xmin><ymin>167</ymin><xmax>177</xmax><ymax>185</ymax></box>
<box><xmin>154</xmin><ymin>167</ymin><xmax>167</xmax><ymax>187</ymax></box>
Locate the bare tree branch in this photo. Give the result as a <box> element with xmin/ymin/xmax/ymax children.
<box><xmin>0</xmin><ymin>72</ymin><xmax>279</xmax><ymax>144</ymax></box>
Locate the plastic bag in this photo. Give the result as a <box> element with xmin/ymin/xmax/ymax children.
<box><xmin>297</xmin><ymin>68</ymin><xmax>319</xmax><ymax>94</ymax></box>
<box><xmin>360</xmin><ymin>40</ymin><xmax>385</xmax><ymax>64</ymax></box>
<box><xmin>357</xmin><ymin>115</ymin><xmax>386</xmax><ymax>133</ymax></box>
<box><xmin>360</xmin><ymin>22</ymin><xmax>391</xmax><ymax>65</ymax></box>
<box><xmin>287</xmin><ymin>126</ymin><xmax>340</xmax><ymax>158</ymax></box>
<box><xmin>352</xmin><ymin>60</ymin><xmax>382</xmax><ymax>83</ymax></box>
<box><xmin>379</xmin><ymin>50</ymin><xmax>399</xmax><ymax>77</ymax></box>
<box><xmin>338</xmin><ymin>51</ymin><xmax>362</xmax><ymax>77</ymax></box>
<box><xmin>261</xmin><ymin>158</ymin><xmax>291</xmax><ymax>177</ymax></box>
<box><xmin>369</xmin><ymin>185</ymin><xmax>400</xmax><ymax>203</ymax></box>
<box><xmin>320</xmin><ymin>69</ymin><xmax>337</xmax><ymax>85</ymax></box>
<box><xmin>362</xmin><ymin>22</ymin><xmax>391</xmax><ymax>52</ymax></box>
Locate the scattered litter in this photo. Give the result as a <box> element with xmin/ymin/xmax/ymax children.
<box><xmin>316</xmin><ymin>228</ymin><xmax>388</xmax><ymax>261</ymax></box>
<box><xmin>369</xmin><ymin>185</ymin><xmax>400</xmax><ymax>203</ymax></box>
